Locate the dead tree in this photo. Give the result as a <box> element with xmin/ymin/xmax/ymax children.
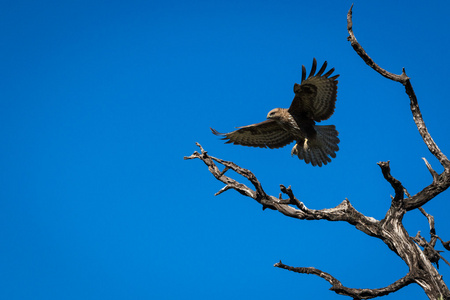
<box><xmin>184</xmin><ymin>5</ymin><xmax>450</xmax><ymax>299</ymax></box>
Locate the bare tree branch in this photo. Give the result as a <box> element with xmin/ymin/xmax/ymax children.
<box><xmin>347</xmin><ymin>4</ymin><xmax>449</xmax><ymax>169</ymax></box>
<box><xmin>377</xmin><ymin>161</ymin><xmax>404</xmax><ymax>202</ymax></box>
<box><xmin>419</xmin><ymin>207</ymin><xmax>436</xmax><ymax>236</ymax></box>
<box><xmin>274</xmin><ymin>261</ymin><xmax>341</xmax><ymax>286</ymax></box>
<box><xmin>184</xmin><ymin>143</ymin><xmax>259</xmax><ymax>201</ymax></box>
<box><xmin>274</xmin><ymin>261</ymin><xmax>414</xmax><ymax>299</ymax></box>
<box><xmin>346</xmin><ymin>5</ymin><xmax>450</xmax><ymax>212</ymax></box>
<box><xmin>346</xmin><ymin>7</ymin><xmax>450</xmax><ymax>297</ymax></box>
<box><xmin>185</xmin><ymin>143</ymin><xmax>434</xmax><ymax>297</ymax></box>
<box><xmin>422</xmin><ymin>158</ymin><xmax>439</xmax><ymax>182</ymax></box>
<box><xmin>346</xmin><ymin>4</ymin><xmax>409</xmax><ymax>83</ymax></box>
<box><xmin>185</xmin><ymin>144</ymin><xmax>382</xmax><ymax>234</ymax></box>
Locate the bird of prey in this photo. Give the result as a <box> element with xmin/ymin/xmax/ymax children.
<box><xmin>211</xmin><ymin>58</ymin><xmax>340</xmax><ymax>167</ymax></box>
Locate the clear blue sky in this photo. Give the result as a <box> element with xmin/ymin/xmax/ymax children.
<box><xmin>1</xmin><ymin>1</ymin><xmax>450</xmax><ymax>299</ymax></box>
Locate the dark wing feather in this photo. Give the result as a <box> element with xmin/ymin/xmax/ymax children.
<box><xmin>211</xmin><ymin>120</ymin><xmax>294</xmax><ymax>149</ymax></box>
<box><xmin>289</xmin><ymin>58</ymin><xmax>339</xmax><ymax>122</ymax></box>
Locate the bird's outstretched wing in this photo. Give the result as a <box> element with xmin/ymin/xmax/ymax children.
<box><xmin>211</xmin><ymin>120</ymin><xmax>294</xmax><ymax>149</ymax></box>
<box><xmin>288</xmin><ymin>58</ymin><xmax>339</xmax><ymax>122</ymax></box>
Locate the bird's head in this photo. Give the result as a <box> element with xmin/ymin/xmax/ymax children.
<box><xmin>267</xmin><ymin>108</ymin><xmax>283</xmax><ymax>120</ymax></box>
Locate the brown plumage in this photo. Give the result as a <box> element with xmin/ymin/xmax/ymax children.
<box><xmin>211</xmin><ymin>58</ymin><xmax>340</xmax><ymax>167</ymax></box>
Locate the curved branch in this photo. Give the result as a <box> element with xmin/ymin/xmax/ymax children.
<box><xmin>346</xmin><ymin>4</ymin><xmax>409</xmax><ymax>83</ymax></box>
<box><xmin>347</xmin><ymin>5</ymin><xmax>450</xmax><ymax>170</ymax></box>
<box><xmin>404</xmin><ymin>80</ymin><xmax>450</xmax><ymax>169</ymax></box>
<box><xmin>274</xmin><ymin>261</ymin><xmax>414</xmax><ymax>299</ymax></box>
<box><xmin>185</xmin><ymin>143</ymin><xmax>380</xmax><ymax>237</ymax></box>
<box><xmin>346</xmin><ymin>5</ymin><xmax>450</xmax><ymax>212</ymax></box>
<box><xmin>378</xmin><ymin>161</ymin><xmax>404</xmax><ymax>203</ymax></box>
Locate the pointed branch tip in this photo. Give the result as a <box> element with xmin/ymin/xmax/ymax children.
<box><xmin>422</xmin><ymin>157</ymin><xmax>438</xmax><ymax>181</ymax></box>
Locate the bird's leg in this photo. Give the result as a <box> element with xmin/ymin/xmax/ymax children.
<box><xmin>291</xmin><ymin>143</ymin><xmax>299</xmax><ymax>156</ymax></box>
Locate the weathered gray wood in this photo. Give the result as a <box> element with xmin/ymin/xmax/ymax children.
<box><xmin>347</xmin><ymin>5</ymin><xmax>450</xmax><ymax>298</ymax></box>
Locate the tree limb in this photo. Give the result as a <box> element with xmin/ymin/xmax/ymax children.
<box><xmin>346</xmin><ymin>6</ymin><xmax>450</xmax><ymax>298</ymax></box>
<box><xmin>274</xmin><ymin>261</ymin><xmax>414</xmax><ymax>299</ymax></box>
<box><xmin>346</xmin><ymin>5</ymin><xmax>450</xmax><ymax>211</ymax></box>
<box><xmin>346</xmin><ymin>4</ymin><xmax>409</xmax><ymax>83</ymax></box>
<box><xmin>185</xmin><ymin>143</ymin><xmax>380</xmax><ymax>236</ymax></box>
<box><xmin>185</xmin><ymin>143</ymin><xmax>429</xmax><ymax>297</ymax></box>
<box><xmin>377</xmin><ymin>161</ymin><xmax>404</xmax><ymax>203</ymax></box>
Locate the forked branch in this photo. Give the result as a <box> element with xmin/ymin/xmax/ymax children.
<box><xmin>185</xmin><ymin>143</ymin><xmax>417</xmax><ymax>298</ymax></box>
<box><xmin>347</xmin><ymin>5</ymin><xmax>450</xmax><ymax>212</ymax></box>
<box><xmin>347</xmin><ymin>5</ymin><xmax>449</xmax><ymax>170</ymax></box>
<box><xmin>346</xmin><ymin>7</ymin><xmax>450</xmax><ymax>298</ymax></box>
<box><xmin>184</xmin><ymin>143</ymin><xmax>379</xmax><ymax>235</ymax></box>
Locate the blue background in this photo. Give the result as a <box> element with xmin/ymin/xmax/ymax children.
<box><xmin>1</xmin><ymin>1</ymin><xmax>450</xmax><ymax>299</ymax></box>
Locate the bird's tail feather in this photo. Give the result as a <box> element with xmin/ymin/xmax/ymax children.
<box><xmin>291</xmin><ymin>125</ymin><xmax>339</xmax><ymax>167</ymax></box>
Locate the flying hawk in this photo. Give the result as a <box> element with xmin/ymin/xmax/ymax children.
<box><xmin>211</xmin><ymin>58</ymin><xmax>340</xmax><ymax>167</ymax></box>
